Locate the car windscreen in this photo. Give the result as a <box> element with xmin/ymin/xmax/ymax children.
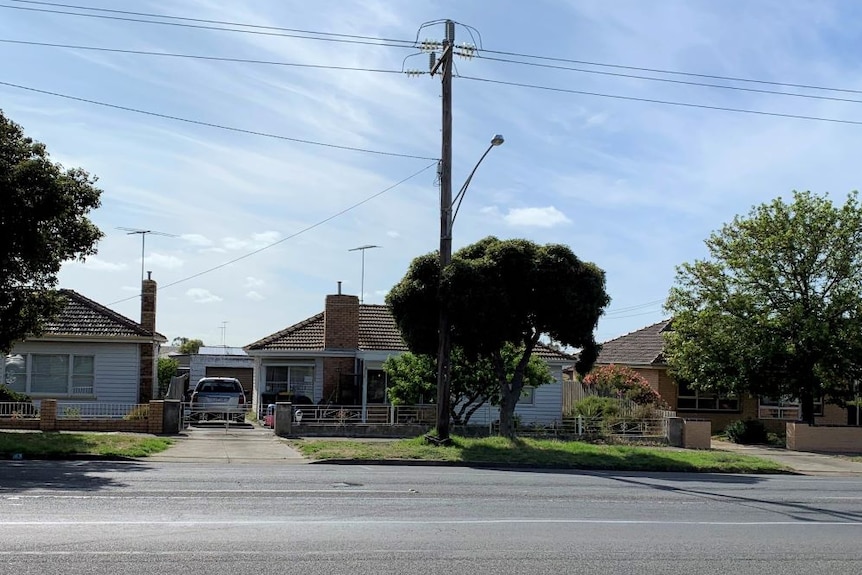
<box><xmin>198</xmin><ymin>382</ymin><xmax>240</xmax><ymax>393</ymax></box>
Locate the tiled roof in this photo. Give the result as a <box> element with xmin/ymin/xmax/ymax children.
<box><xmin>359</xmin><ymin>305</ymin><xmax>409</xmax><ymax>352</ymax></box>
<box><xmin>246</xmin><ymin>304</ymin><xmax>574</xmax><ymax>362</ymax></box>
<box><xmin>596</xmin><ymin>319</ymin><xmax>672</xmax><ymax>366</ymax></box>
<box><xmin>40</xmin><ymin>289</ymin><xmax>167</xmax><ymax>341</ymax></box>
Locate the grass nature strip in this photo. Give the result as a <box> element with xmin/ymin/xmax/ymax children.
<box><xmin>290</xmin><ymin>435</ymin><xmax>789</xmax><ymax>474</ymax></box>
<box><xmin>0</xmin><ymin>432</ymin><xmax>173</xmax><ymax>458</ymax></box>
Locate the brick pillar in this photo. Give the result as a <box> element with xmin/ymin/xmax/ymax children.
<box><xmin>148</xmin><ymin>400</ymin><xmax>164</xmax><ymax>434</ymax></box>
<box><xmin>139</xmin><ymin>273</ymin><xmax>158</xmax><ymax>403</ymax></box>
<box><xmin>39</xmin><ymin>399</ymin><xmax>57</xmax><ymax>431</ymax></box>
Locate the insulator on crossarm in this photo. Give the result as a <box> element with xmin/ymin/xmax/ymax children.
<box><xmin>419</xmin><ymin>39</ymin><xmax>441</xmax><ymax>53</ymax></box>
<box><xmin>456</xmin><ymin>43</ymin><xmax>477</xmax><ymax>59</ymax></box>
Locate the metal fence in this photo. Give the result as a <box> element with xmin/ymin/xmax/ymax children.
<box><xmin>500</xmin><ymin>413</ymin><xmax>675</xmax><ymax>441</ymax></box>
<box><xmin>284</xmin><ymin>404</ymin><xmax>437</xmax><ymax>426</ymax></box>
<box><xmin>0</xmin><ymin>402</ymin><xmax>39</xmax><ymax>419</ymax></box>
<box><xmin>56</xmin><ymin>402</ymin><xmax>149</xmax><ymax>420</ymax></box>
<box><xmin>182</xmin><ymin>402</ymin><xmax>252</xmax><ymax>426</ymax></box>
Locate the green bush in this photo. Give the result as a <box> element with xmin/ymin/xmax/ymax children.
<box><xmin>725</xmin><ymin>419</ymin><xmax>769</xmax><ymax>444</ymax></box>
<box><xmin>0</xmin><ymin>384</ymin><xmax>30</xmax><ymax>403</ymax></box>
<box><xmin>123</xmin><ymin>405</ymin><xmax>150</xmax><ymax>421</ymax></box>
<box><xmin>571</xmin><ymin>396</ymin><xmax>621</xmax><ymax>418</ymax></box>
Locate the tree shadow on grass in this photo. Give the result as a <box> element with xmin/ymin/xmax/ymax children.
<box><xmin>0</xmin><ymin>460</ymin><xmax>152</xmax><ymax>493</ymax></box>
<box><xmin>457</xmin><ymin>438</ymin><xmax>784</xmax><ymax>480</ymax></box>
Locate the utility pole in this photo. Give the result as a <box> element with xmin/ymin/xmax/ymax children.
<box><xmin>431</xmin><ymin>20</ymin><xmax>455</xmax><ymax>444</ymax></box>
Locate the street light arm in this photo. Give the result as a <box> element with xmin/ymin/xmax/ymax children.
<box><xmin>451</xmin><ymin>142</ymin><xmax>494</xmax><ymax>226</ymax></box>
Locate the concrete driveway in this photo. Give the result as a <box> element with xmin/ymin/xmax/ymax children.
<box><xmin>147</xmin><ymin>424</ymin><xmax>305</xmax><ymax>464</ymax></box>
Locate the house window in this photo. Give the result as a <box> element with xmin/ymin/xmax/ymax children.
<box><xmin>4</xmin><ymin>354</ymin><xmax>95</xmax><ymax>396</ymax></box>
<box><xmin>4</xmin><ymin>354</ymin><xmax>26</xmax><ymax>393</ymax></box>
<box><xmin>758</xmin><ymin>396</ymin><xmax>823</xmax><ymax>420</ymax></box>
<box><xmin>677</xmin><ymin>380</ymin><xmax>739</xmax><ymax>411</ymax></box>
<box><xmin>520</xmin><ymin>386</ymin><xmax>536</xmax><ymax>406</ymax></box>
<box><xmin>265</xmin><ymin>365</ymin><xmax>315</xmax><ymax>401</ymax></box>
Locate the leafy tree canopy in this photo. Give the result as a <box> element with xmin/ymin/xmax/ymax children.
<box><xmin>665</xmin><ymin>191</ymin><xmax>862</xmax><ymax>423</ymax></box>
<box><xmin>387</xmin><ymin>236</ymin><xmax>609</xmax><ymax>437</ymax></box>
<box><xmin>0</xmin><ymin>110</ymin><xmax>103</xmax><ymax>354</ymax></box>
<box><xmin>383</xmin><ymin>344</ymin><xmax>554</xmax><ymax>426</ymax></box>
<box><xmin>172</xmin><ymin>337</ymin><xmax>204</xmax><ymax>355</ymax></box>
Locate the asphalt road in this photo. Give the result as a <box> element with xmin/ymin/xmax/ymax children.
<box><xmin>2</xmin><ymin>461</ymin><xmax>862</xmax><ymax>574</ymax></box>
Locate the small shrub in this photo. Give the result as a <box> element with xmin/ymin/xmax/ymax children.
<box><xmin>571</xmin><ymin>396</ymin><xmax>621</xmax><ymax>418</ymax></box>
<box><xmin>124</xmin><ymin>405</ymin><xmax>150</xmax><ymax>421</ymax></box>
<box><xmin>62</xmin><ymin>407</ymin><xmax>81</xmax><ymax>419</ymax></box>
<box><xmin>0</xmin><ymin>384</ymin><xmax>30</xmax><ymax>403</ymax></box>
<box><xmin>725</xmin><ymin>419</ymin><xmax>768</xmax><ymax>444</ymax></box>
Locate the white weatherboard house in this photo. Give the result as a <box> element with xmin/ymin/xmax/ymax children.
<box><xmin>1</xmin><ymin>278</ymin><xmax>166</xmax><ymax>403</ymax></box>
<box><xmin>244</xmin><ymin>289</ymin><xmax>574</xmax><ymax>424</ymax></box>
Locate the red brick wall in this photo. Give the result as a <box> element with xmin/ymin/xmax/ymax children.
<box><xmin>139</xmin><ymin>277</ymin><xmax>158</xmax><ymax>403</ymax></box>
<box><xmin>322</xmin><ymin>357</ymin><xmax>357</xmax><ymax>403</ymax></box>
<box><xmin>324</xmin><ymin>294</ymin><xmax>359</xmax><ymax>350</ymax></box>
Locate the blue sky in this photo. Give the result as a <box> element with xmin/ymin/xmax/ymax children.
<box><xmin>3</xmin><ymin>0</ymin><xmax>862</xmax><ymax>347</ymax></box>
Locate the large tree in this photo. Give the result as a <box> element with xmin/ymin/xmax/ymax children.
<box><xmin>383</xmin><ymin>344</ymin><xmax>554</xmax><ymax>426</ymax></box>
<box><xmin>387</xmin><ymin>236</ymin><xmax>609</xmax><ymax>438</ymax></box>
<box><xmin>665</xmin><ymin>191</ymin><xmax>862</xmax><ymax>424</ymax></box>
<box><xmin>0</xmin><ymin>110</ymin><xmax>102</xmax><ymax>353</ymax></box>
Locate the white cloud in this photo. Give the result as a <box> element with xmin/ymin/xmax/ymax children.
<box><xmin>145</xmin><ymin>253</ymin><xmax>184</xmax><ymax>269</ymax></box>
<box><xmin>221</xmin><ymin>231</ymin><xmax>282</xmax><ymax>251</ymax></box>
<box><xmin>186</xmin><ymin>288</ymin><xmax>223</xmax><ymax>304</ymax></box>
<box><xmin>244</xmin><ymin>276</ymin><xmax>265</xmax><ymax>288</ymax></box>
<box><xmin>483</xmin><ymin>206</ymin><xmax>572</xmax><ymax>228</ymax></box>
<box><xmin>181</xmin><ymin>233</ymin><xmax>213</xmax><ymax>247</ymax></box>
<box><xmin>77</xmin><ymin>257</ymin><xmax>128</xmax><ymax>271</ymax></box>
<box><xmin>386</xmin><ymin>230</ymin><xmax>400</xmax><ymax>238</ymax></box>
<box><xmin>245</xmin><ymin>290</ymin><xmax>265</xmax><ymax>301</ymax></box>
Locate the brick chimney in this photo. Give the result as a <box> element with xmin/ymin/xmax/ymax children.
<box><xmin>324</xmin><ymin>282</ymin><xmax>359</xmax><ymax>350</ymax></box>
<box><xmin>139</xmin><ymin>272</ymin><xmax>157</xmax><ymax>402</ymax></box>
<box><xmin>322</xmin><ymin>285</ymin><xmax>360</xmax><ymax>403</ymax></box>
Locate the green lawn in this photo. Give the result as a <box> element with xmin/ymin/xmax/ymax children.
<box><xmin>0</xmin><ymin>432</ymin><xmax>173</xmax><ymax>458</ymax></box>
<box><xmin>289</xmin><ymin>435</ymin><xmax>788</xmax><ymax>474</ymax></box>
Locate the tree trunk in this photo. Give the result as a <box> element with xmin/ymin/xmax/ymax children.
<box><xmin>799</xmin><ymin>385</ymin><xmax>816</xmax><ymax>425</ymax></box>
<box><xmin>498</xmin><ymin>387</ymin><xmax>518</xmax><ymax>439</ymax></box>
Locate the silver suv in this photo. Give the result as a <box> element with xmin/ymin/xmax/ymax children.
<box><xmin>189</xmin><ymin>377</ymin><xmax>247</xmax><ymax>422</ymax></box>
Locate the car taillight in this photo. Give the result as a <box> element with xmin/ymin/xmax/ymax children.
<box><xmin>239</xmin><ymin>395</ymin><xmax>245</xmax><ymax>404</ymax></box>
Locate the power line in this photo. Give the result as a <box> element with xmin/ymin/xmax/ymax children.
<box><xmin>479</xmin><ymin>47</ymin><xmax>862</xmax><ymax>97</ymax></box>
<box><xmin>9</xmin><ymin>0</ymin><xmax>861</xmax><ymax>99</ymax></box>
<box><xmin>0</xmin><ymin>39</ymin><xmax>408</xmax><ymax>74</ymax></box>
<box><xmin>457</xmin><ymin>75</ymin><xmax>862</xmax><ymax>127</ymax></box>
<box><xmin>7</xmin><ymin>0</ymin><xmax>416</xmax><ymax>45</ymax></box>
<box><xmin>478</xmin><ymin>54</ymin><xmax>862</xmax><ymax>106</ymax></box>
<box><xmin>0</xmin><ymin>3</ymin><xmax>416</xmax><ymax>49</ymax></box>
<box><xmin>0</xmin><ymin>80</ymin><xmax>438</xmax><ymax>160</ymax></box>
<box><xmin>107</xmin><ymin>161</ymin><xmax>438</xmax><ymax>305</ymax></box>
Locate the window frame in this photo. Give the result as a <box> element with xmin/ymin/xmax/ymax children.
<box><xmin>4</xmin><ymin>353</ymin><xmax>95</xmax><ymax>397</ymax></box>
<box><xmin>264</xmin><ymin>363</ymin><xmax>316</xmax><ymax>400</ymax></box>
<box><xmin>520</xmin><ymin>386</ymin><xmax>536</xmax><ymax>406</ymax></box>
<box><xmin>676</xmin><ymin>380</ymin><xmax>739</xmax><ymax>412</ymax></box>
<box><xmin>758</xmin><ymin>396</ymin><xmax>823</xmax><ymax>420</ymax></box>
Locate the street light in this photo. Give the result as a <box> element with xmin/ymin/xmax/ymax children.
<box><xmin>349</xmin><ymin>244</ymin><xmax>380</xmax><ymax>304</ymax></box>
<box><xmin>434</xmin><ymin>134</ymin><xmax>504</xmax><ymax>444</ymax></box>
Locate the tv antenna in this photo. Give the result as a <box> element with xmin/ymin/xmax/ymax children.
<box><xmin>348</xmin><ymin>244</ymin><xmax>380</xmax><ymax>304</ymax></box>
<box><xmin>117</xmin><ymin>227</ymin><xmax>178</xmax><ymax>282</ymax></box>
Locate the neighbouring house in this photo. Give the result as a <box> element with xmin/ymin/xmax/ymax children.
<box><xmin>188</xmin><ymin>346</ymin><xmax>254</xmax><ymax>398</ymax></box>
<box><xmin>1</xmin><ymin>276</ymin><xmax>166</xmax><ymax>404</ymax></box>
<box><xmin>244</xmin><ymin>287</ymin><xmax>574</xmax><ymax>425</ymax></box>
<box><xmin>592</xmin><ymin>319</ymin><xmax>848</xmax><ymax>431</ymax></box>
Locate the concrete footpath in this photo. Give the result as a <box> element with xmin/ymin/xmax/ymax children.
<box><xmin>712</xmin><ymin>439</ymin><xmax>862</xmax><ymax>475</ymax></box>
<box><xmin>147</xmin><ymin>424</ymin><xmax>306</xmax><ymax>464</ymax></box>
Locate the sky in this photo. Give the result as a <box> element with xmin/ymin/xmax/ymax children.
<box><xmin>3</xmin><ymin>0</ymin><xmax>862</xmax><ymax>348</ymax></box>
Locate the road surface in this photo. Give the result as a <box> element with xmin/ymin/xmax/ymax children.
<box><xmin>2</xmin><ymin>461</ymin><xmax>861</xmax><ymax>574</ymax></box>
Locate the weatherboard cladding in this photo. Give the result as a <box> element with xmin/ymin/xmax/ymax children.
<box><xmin>595</xmin><ymin>319</ymin><xmax>672</xmax><ymax>366</ymax></box>
<box><xmin>42</xmin><ymin>289</ymin><xmax>165</xmax><ymax>340</ymax></box>
<box><xmin>244</xmin><ymin>304</ymin><xmax>572</xmax><ymax>361</ymax></box>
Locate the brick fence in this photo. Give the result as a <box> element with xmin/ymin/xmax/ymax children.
<box><xmin>0</xmin><ymin>399</ymin><xmax>179</xmax><ymax>434</ymax></box>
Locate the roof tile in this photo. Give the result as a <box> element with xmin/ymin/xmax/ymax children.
<box><xmin>40</xmin><ymin>289</ymin><xmax>166</xmax><ymax>341</ymax></box>
<box><xmin>596</xmin><ymin>319</ymin><xmax>672</xmax><ymax>366</ymax></box>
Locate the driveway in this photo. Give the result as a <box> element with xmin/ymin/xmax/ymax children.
<box><xmin>147</xmin><ymin>423</ymin><xmax>305</xmax><ymax>464</ymax></box>
<box><xmin>712</xmin><ymin>439</ymin><xmax>862</xmax><ymax>475</ymax></box>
